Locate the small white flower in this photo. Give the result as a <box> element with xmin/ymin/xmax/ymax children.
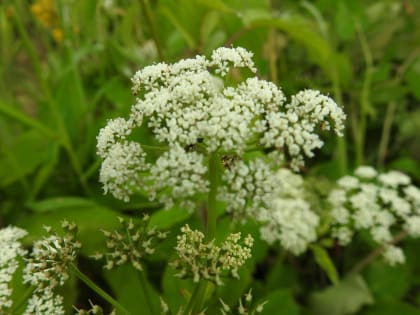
<box><xmin>99</xmin><ymin>141</ymin><xmax>147</xmax><ymax>202</ymax></box>
<box><xmin>405</xmin><ymin>215</ymin><xmax>420</xmax><ymax>237</ymax></box>
<box><xmin>24</xmin><ymin>288</ymin><xmax>64</xmax><ymax>315</ymax></box>
<box><xmin>147</xmin><ymin>145</ymin><xmax>208</xmax><ymax>209</ymax></box>
<box><xmin>354</xmin><ymin>165</ymin><xmax>377</xmax><ymax>179</ymax></box>
<box><xmin>378</xmin><ymin>171</ymin><xmax>411</xmax><ymax>187</ymax></box>
<box><xmin>96</xmin><ymin>118</ymin><xmax>134</xmax><ymax>158</ymax></box>
<box><xmin>337</xmin><ymin>176</ymin><xmax>359</xmax><ymax>190</ymax></box>
<box><xmin>328</xmin><ymin>166</ymin><xmax>420</xmax><ymax>266</ymax></box>
<box><xmin>210</xmin><ymin>46</ymin><xmax>256</xmax><ymax>75</ymax></box>
<box><xmin>382</xmin><ymin>245</ymin><xmax>405</xmax><ymax>266</ymax></box>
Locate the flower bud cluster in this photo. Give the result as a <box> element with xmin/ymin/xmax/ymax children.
<box><xmin>220</xmin><ymin>158</ymin><xmax>319</xmax><ymax>255</ymax></box>
<box><xmin>171</xmin><ymin>225</ymin><xmax>253</xmax><ymax>285</ymax></box>
<box><xmin>328</xmin><ymin>166</ymin><xmax>420</xmax><ymax>265</ymax></box>
<box><xmin>0</xmin><ymin>226</ymin><xmax>27</xmax><ymax>313</ymax></box>
<box><xmin>23</xmin><ymin>220</ymin><xmax>81</xmax><ymax>315</ymax></box>
<box><xmin>92</xmin><ymin>215</ymin><xmax>168</xmax><ymax>271</ymax></box>
<box><xmin>97</xmin><ymin>46</ymin><xmax>345</xmax><ymax>205</ymax></box>
<box><xmin>220</xmin><ymin>289</ymin><xmax>267</xmax><ymax>315</ymax></box>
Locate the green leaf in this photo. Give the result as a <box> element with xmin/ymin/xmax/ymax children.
<box><xmin>217</xmin><ymin>265</ymin><xmax>252</xmax><ymax>306</ymax></box>
<box><xmin>104</xmin><ymin>265</ymin><xmax>160</xmax><ymax>315</ymax></box>
<box><xmin>258</xmin><ymin>289</ymin><xmax>300</xmax><ymax>315</ymax></box>
<box><xmin>0</xmin><ymin>101</ymin><xmax>55</xmax><ymax>138</ymax></box>
<box><xmin>335</xmin><ymin>1</ymin><xmax>356</xmax><ymax>41</ymax></box>
<box><xmin>311</xmin><ymin>245</ymin><xmax>339</xmax><ymax>285</ymax></box>
<box><xmin>26</xmin><ymin>196</ymin><xmax>97</xmax><ymax>213</ymax></box>
<box><xmin>365</xmin><ymin>261</ymin><xmax>410</xmax><ymax>301</ymax></box>
<box><xmin>247</xmin><ymin>16</ymin><xmax>338</xmax><ymax>80</ymax></box>
<box><xmin>149</xmin><ymin>206</ymin><xmax>192</xmax><ymax>230</ymax></box>
<box><xmin>162</xmin><ymin>263</ymin><xmax>194</xmax><ymax>313</ymax></box>
<box><xmin>240</xmin><ymin>8</ymin><xmax>272</xmax><ymax>26</ymax></box>
<box><xmin>17</xmin><ymin>201</ymin><xmax>122</xmax><ymax>255</ymax></box>
<box><xmin>309</xmin><ymin>274</ymin><xmax>374</xmax><ymax>315</ymax></box>
<box><xmin>197</xmin><ymin>0</ymin><xmax>235</xmax><ymax>13</ymax></box>
<box><xmin>159</xmin><ymin>6</ymin><xmax>196</xmax><ymax>48</ymax></box>
<box><xmin>0</xmin><ymin>130</ymin><xmax>54</xmax><ymax>187</ymax></box>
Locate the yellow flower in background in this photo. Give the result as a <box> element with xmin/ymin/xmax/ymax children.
<box><xmin>30</xmin><ymin>0</ymin><xmax>63</xmax><ymax>43</ymax></box>
<box><xmin>52</xmin><ymin>27</ymin><xmax>63</xmax><ymax>43</ymax></box>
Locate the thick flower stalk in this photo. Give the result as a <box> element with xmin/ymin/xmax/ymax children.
<box><xmin>171</xmin><ymin>225</ymin><xmax>253</xmax><ymax>285</ymax></box>
<box><xmin>23</xmin><ymin>221</ymin><xmax>81</xmax><ymax>314</ymax></box>
<box><xmin>328</xmin><ymin>166</ymin><xmax>420</xmax><ymax>265</ymax></box>
<box><xmin>0</xmin><ymin>226</ymin><xmax>27</xmax><ymax>313</ymax></box>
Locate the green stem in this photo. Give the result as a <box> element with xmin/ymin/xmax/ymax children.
<box><xmin>136</xmin><ymin>270</ymin><xmax>156</xmax><ymax>315</ymax></box>
<box><xmin>70</xmin><ymin>263</ymin><xmax>131</xmax><ymax>315</ymax></box>
<box><xmin>355</xmin><ymin>19</ymin><xmax>373</xmax><ymax>167</ymax></box>
<box><xmin>331</xmin><ymin>71</ymin><xmax>348</xmax><ymax>176</ymax></box>
<box><xmin>377</xmin><ymin>101</ymin><xmax>396</xmax><ymax>169</ymax></box>
<box><xmin>183</xmin><ymin>282</ymin><xmax>206</xmax><ymax>315</ymax></box>
<box><xmin>140</xmin><ymin>144</ymin><xmax>170</xmax><ymax>152</ymax></box>
<box><xmin>125</xmin><ymin>226</ymin><xmax>156</xmax><ymax>315</ymax></box>
<box><xmin>139</xmin><ymin>0</ymin><xmax>164</xmax><ymax>61</ymax></box>
<box><xmin>206</xmin><ymin>153</ymin><xmax>219</xmax><ymax>240</ymax></box>
<box><xmin>184</xmin><ymin>153</ymin><xmax>220</xmax><ymax>315</ymax></box>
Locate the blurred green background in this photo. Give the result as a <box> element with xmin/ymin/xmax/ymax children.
<box><xmin>1</xmin><ymin>0</ymin><xmax>420</xmax><ymax>314</ymax></box>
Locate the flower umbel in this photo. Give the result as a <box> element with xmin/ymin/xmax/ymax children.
<box><xmin>92</xmin><ymin>215</ymin><xmax>168</xmax><ymax>271</ymax></box>
<box><xmin>328</xmin><ymin>166</ymin><xmax>420</xmax><ymax>265</ymax></box>
<box><xmin>0</xmin><ymin>226</ymin><xmax>27</xmax><ymax>313</ymax></box>
<box><xmin>23</xmin><ymin>221</ymin><xmax>81</xmax><ymax>315</ymax></box>
<box><xmin>171</xmin><ymin>225</ymin><xmax>253</xmax><ymax>285</ymax></box>
<box><xmin>97</xmin><ymin>46</ymin><xmax>345</xmax><ymax>204</ymax></box>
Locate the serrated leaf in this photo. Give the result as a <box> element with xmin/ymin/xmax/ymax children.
<box><xmin>311</xmin><ymin>245</ymin><xmax>339</xmax><ymax>285</ymax></box>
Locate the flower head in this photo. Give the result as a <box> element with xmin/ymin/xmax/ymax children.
<box><xmin>97</xmin><ymin>46</ymin><xmax>345</xmax><ymax>217</ymax></box>
<box><xmin>0</xmin><ymin>226</ymin><xmax>27</xmax><ymax>313</ymax></box>
<box><xmin>327</xmin><ymin>166</ymin><xmax>420</xmax><ymax>265</ymax></box>
<box><xmin>171</xmin><ymin>225</ymin><xmax>253</xmax><ymax>285</ymax></box>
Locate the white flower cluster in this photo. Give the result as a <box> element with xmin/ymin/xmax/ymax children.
<box><xmin>220</xmin><ymin>159</ymin><xmax>319</xmax><ymax>254</ymax></box>
<box><xmin>97</xmin><ymin>46</ymin><xmax>345</xmax><ymax>203</ymax></box>
<box><xmin>328</xmin><ymin>166</ymin><xmax>420</xmax><ymax>265</ymax></box>
<box><xmin>147</xmin><ymin>145</ymin><xmax>208</xmax><ymax>209</ymax></box>
<box><xmin>24</xmin><ymin>288</ymin><xmax>65</xmax><ymax>315</ymax></box>
<box><xmin>23</xmin><ymin>221</ymin><xmax>81</xmax><ymax>314</ymax></box>
<box><xmin>171</xmin><ymin>224</ymin><xmax>253</xmax><ymax>285</ymax></box>
<box><xmin>0</xmin><ymin>226</ymin><xmax>27</xmax><ymax>313</ymax></box>
<box><xmin>258</xmin><ymin>169</ymin><xmax>319</xmax><ymax>255</ymax></box>
<box><xmin>260</xmin><ymin>89</ymin><xmax>345</xmax><ymax>170</ymax></box>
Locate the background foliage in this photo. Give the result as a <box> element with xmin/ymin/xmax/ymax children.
<box><xmin>0</xmin><ymin>0</ymin><xmax>419</xmax><ymax>314</ymax></box>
